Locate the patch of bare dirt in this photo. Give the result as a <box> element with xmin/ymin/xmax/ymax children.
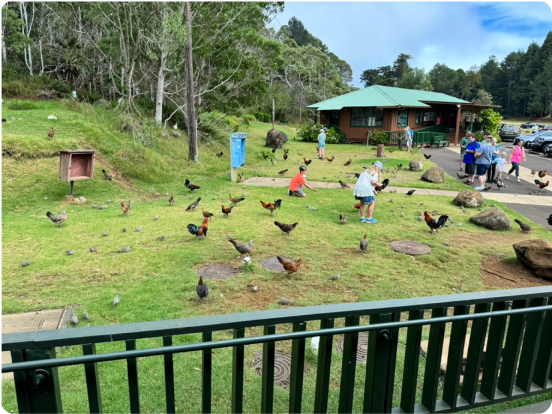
<box><xmin>93</xmin><ymin>152</ymin><xmax>137</xmax><ymax>190</ymax></box>
<box><xmin>481</xmin><ymin>255</ymin><xmax>550</xmax><ymax>289</ymax></box>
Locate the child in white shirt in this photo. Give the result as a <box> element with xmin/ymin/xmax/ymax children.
<box><xmin>496</xmin><ymin>152</ymin><xmax>508</xmax><ymax>180</ymax></box>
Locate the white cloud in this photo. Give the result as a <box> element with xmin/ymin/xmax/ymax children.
<box><xmin>270</xmin><ymin>2</ymin><xmax>552</xmax><ymax>86</ymax></box>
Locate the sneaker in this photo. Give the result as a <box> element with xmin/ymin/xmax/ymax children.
<box><xmin>474</xmin><ymin>186</ymin><xmax>484</xmax><ymax>191</ymax></box>
<box><xmin>517</xmin><ymin>178</ymin><xmax>521</xmax><ymax>183</ymax></box>
<box><xmin>506</xmin><ymin>175</ymin><xmax>510</xmax><ymax>180</ymax></box>
<box><xmin>288</xmin><ymin>189</ymin><xmax>292</xmax><ymax>196</ymax></box>
<box><xmin>365</xmin><ymin>218</ymin><xmax>377</xmax><ymax>223</ymax></box>
<box><xmin>360</xmin><ymin>217</ymin><xmax>366</xmax><ymax>223</ymax></box>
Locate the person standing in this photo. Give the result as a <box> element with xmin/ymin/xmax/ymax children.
<box><xmin>474</xmin><ymin>141</ymin><xmax>495</xmax><ymax>191</ymax></box>
<box><xmin>507</xmin><ymin>140</ymin><xmax>526</xmax><ymax>183</ymax></box>
<box><xmin>404</xmin><ymin>126</ymin><xmax>413</xmax><ymax>153</ymax></box>
<box><xmin>353</xmin><ymin>161</ymin><xmax>383</xmax><ymax>223</ymax></box>
<box><xmin>288</xmin><ymin>166</ymin><xmax>318</xmax><ymax>197</ymax></box>
<box><xmin>317</xmin><ymin>129</ymin><xmax>326</xmax><ymax>160</ymax></box>
<box><xmin>463</xmin><ymin>135</ymin><xmax>480</xmax><ymax>184</ymax></box>
<box><xmin>496</xmin><ymin>152</ymin><xmax>508</xmax><ymax>181</ymax></box>
<box><xmin>459</xmin><ymin>132</ymin><xmax>471</xmax><ymax>171</ymax></box>
<box><xmin>532</xmin><ymin>124</ymin><xmax>539</xmax><ymax>134</ymax></box>
<box><xmin>487</xmin><ymin>137</ymin><xmax>500</xmax><ymax>183</ymax></box>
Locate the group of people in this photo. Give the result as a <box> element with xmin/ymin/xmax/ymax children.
<box><xmin>459</xmin><ymin>131</ymin><xmax>526</xmax><ymax>190</ymax></box>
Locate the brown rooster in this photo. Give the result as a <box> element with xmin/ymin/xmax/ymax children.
<box><xmin>187</xmin><ymin>217</ymin><xmax>209</xmax><ymax>238</ymax></box>
<box><xmin>185</xmin><ymin>179</ymin><xmax>201</xmax><ymax>192</ymax></box>
<box><xmin>344</xmin><ymin>159</ymin><xmax>352</xmax><ymax>166</ymax></box>
<box><xmin>221</xmin><ymin>204</ymin><xmax>234</xmax><ymax>217</ymax></box>
<box><xmin>274</xmin><ymin>221</ymin><xmax>298</xmax><ymax>235</ymax></box>
<box><xmin>260</xmin><ymin>200</ymin><xmax>279</xmax><ymax>216</ymax></box>
<box><xmin>538</xmin><ymin>170</ymin><xmax>548</xmax><ymax>178</ymax></box>
<box><xmin>326</xmin><ymin>156</ymin><xmax>335</xmax><ymax>162</ymax></box>
<box><xmin>423</xmin><ymin>211</ymin><xmax>449</xmax><ymax>233</ymax></box>
<box><xmin>47</xmin><ymin>127</ymin><xmax>54</xmax><ymax>139</ymax></box>
<box><xmin>276</xmin><ymin>256</ymin><xmax>302</xmax><ymax>277</ymax></box>
<box><xmin>303</xmin><ymin>157</ymin><xmax>312</xmax><ymax>166</ymax></box>
<box><xmin>120</xmin><ymin>201</ymin><xmax>131</xmax><ymax>216</ymax></box>
<box><xmin>535</xmin><ymin>179</ymin><xmax>550</xmax><ymax>189</ymax></box>
<box><xmin>229</xmin><ymin>194</ymin><xmax>245</xmax><ymax>205</ymax></box>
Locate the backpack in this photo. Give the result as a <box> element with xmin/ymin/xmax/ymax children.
<box><xmin>409</xmin><ymin>130</ymin><xmax>414</xmax><ymax>137</ymax></box>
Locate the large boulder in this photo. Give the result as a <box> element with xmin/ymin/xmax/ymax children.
<box><xmin>93</xmin><ymin>99</ymin><xmax>109</xmax><ymax>107</ymax></box>
<box><xmin>421</xmin><ymin>167</ymin><xmax>445</xmax><ymax>183</ymax></box>
<box><xmin>265</xmin><ymin>129</ymin><xmax>288</xmax><ymax>149</ymax></box>
<box><xmin>453</xmin><ymin>190</ymin><xmax>484</xmax><ymax>208</ymax></box>
<box><xmin>513</xmin><ymin>239</ymin><xmax>552</xmax><ymax>280</ymax></box>
<box><xmin>409</xmin><ymin>158</ymin><xmax>424</xmax><ymax>172</ymax></box>
<box><xmin>171</xmin><ymin>130</ymin><xmax>182</xmax><ymax>138</ymax></box>
<box><xmin>469</xmin><ymin>209</ymin><xmax>511</xmax><ymax>230</ymax></box>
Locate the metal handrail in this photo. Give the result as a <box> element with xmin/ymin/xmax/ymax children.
<box><xmin>4</xmin><ymin>304</ymin><xmax>552</xmax><ymax>373</ymax></box>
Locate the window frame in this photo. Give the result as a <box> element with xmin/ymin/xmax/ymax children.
<box><xmin>397</xmin><ymin>109</ymin><xmax>409</xmax><ymax>127</ymax></box>
<box><xmin>350</xmin><ymin>107</ymin><xmax>384</xmax><ymax>128</ymax></box>
<box><xmin>416</xmin><ymin>110</ymin><xmax>424</xmax><ymax>125</ymax></box>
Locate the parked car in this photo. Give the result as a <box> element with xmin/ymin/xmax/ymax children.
<box><xmin>499</xmin><ymin>124</ymin><xmax>521</xmax><ymax>141</ymax></box>
<box><xmin>526</xmin><ymin>131</ymin><xmax>552</xmax><ymax>152</ymax></box>
<box><xmin>541</xmin><ymin>125</ymin><xmax>552</xmax><ymax>131</ymax></box>
<box><xmin>514</xmin><ymin>131</ymin><xmax>548</xmax><ymax>148</ymax></box>
<box><xmin>520</xmin><ymin>122</ymin><xmax>544</xmax><ymax>130</ymax></box>
<box><xmin>544</xmin><ymin>143</ymin><xmax>552</xmax><ymax>157</ymax></box>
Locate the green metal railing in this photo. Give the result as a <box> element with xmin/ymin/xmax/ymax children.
<box><xmin>3</xmin><ymin>287</ymin><xmax>552</xmax><ymax>413</ymax></box>
<box><xmin>326</xmin><ymin>124</ymin><xmax>348</xmax><ymax>144</ymax></box>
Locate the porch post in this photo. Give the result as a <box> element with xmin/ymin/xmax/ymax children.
<box><xmin>455</xmin><ymin>105</ymin><xmax>461</xmax><ymax>145</ymax></box>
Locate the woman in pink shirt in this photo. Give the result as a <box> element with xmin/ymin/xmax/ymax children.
<box><xmin>507</xmin><ymin>140</ymin><xmax>526</xmax><ymax>183</ymax></box>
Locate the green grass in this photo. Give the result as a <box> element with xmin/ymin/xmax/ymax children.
<box><xmin>2</xmin><ymin>99</ymin><xmax>552</xmax><ymax>413</ymax></box>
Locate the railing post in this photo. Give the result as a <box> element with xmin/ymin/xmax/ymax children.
<box><xmin>338</xmin><ymin>316</ymin><xmax>359</xmax><ymax>414</ymax></box>
<box><xmin>421</xmin><ymin>307</ymin><xmax>447</xmax><ymax>412</ymax></box>
<box><xmin>289</xmin><ymin>322</ymin><xmax>306</xmax><ymax>414</ymax></box>
<box><xmin>261</xmin><ymin>325</ymin><xmax>276</xmax><ymax>414</ymax></box>
<box><xmin>231</xmin><ymin>327</ymin><xmax>245</xmax><ymax>414</ymax></box>
<box><xmin>12</xmin><ymin>348</ymin><xmax>63</xmax><ymax>414</ymax></box>
<box><xmin>83</xmin><ymin>344</ymin><xmax>102</xmax><ymax>414</ymax></box>
<box><xmin>314</xmin><ymin>318</ymin><xmax>334</xmax><ymax>414</ymax></box>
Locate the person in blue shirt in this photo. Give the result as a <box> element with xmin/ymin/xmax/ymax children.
<box><xmin>317</xmin><ymin>129</ymin><xmax>326</xmax><ymax>160</ymax></box>
<box><xmin>463</xmin><ymin>135</ymin><xmax>480</xmax><ymax>184</ymax></box>
<box><xmin>474</xmin><ymin>142</ymin><xmax>495</xmax><ymax>191</ymax></box>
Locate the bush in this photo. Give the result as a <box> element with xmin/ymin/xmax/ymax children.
<box><xmin>297</xmin><ymin>123</ymin><xmax>342</xmax><ymax>144</ymax></box>
<box><xmin>253</xmin><ymin>111</ymin><xmax>270</xmax><ymax>123</ymax></box>
<box><xmin>367</xmin><ymin>130</ymin><xmax>388</xmax><ymax>145</ymax></box>
<box><xmin>7</xmin><ymin>101</ymin><xmax>38</xmax><ymax>110</ymax></box>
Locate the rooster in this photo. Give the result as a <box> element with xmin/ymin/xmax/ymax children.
<box><xmin>424</xmin><ymin>154</ymin><xmax>432</xmax><ymax>160</ymax></box>
<box><xmin>229</xmin><ymin>194</ymin><xmax>245</xmax><ymax>205</ymax></box>
<box><xmin>354</xmin><ymin>202</ymin><xmax>361</xmax><ymax>209</ymax></box>
<box><xmin>344</xmin><ymin>159</ymin><xmax>352</xmax><ymax>166</ymax></box>
<box><xmin>276</xmin><ymin>256</ymin><xmax>302</xmax><ymax>277</ymax></box>
<box><xmin>187</xmin><ymin>217</ymin><xmax>209</xmax><ymax>238</ymax></box>
<box><xmin>340</xmin><ymin>214</ymin><xmax>348</xmax><ymax>224</ymax></box>
<box><xmin>102</xmin><ymin>169</ymin><xmax>113</xmax><ymax>181</ymax></box>
<box><xmin>535</xmin><ymin>180</ymin><xmax>550</xmax><ymax>189</ymax></box>
<box><xmin>120</xmin><ymin>201</ymin><xmax>131</xmax><ymax>216</ymax></box>
<box><xmin>221</xmin><ymin>204</ymin><xmax>234</xmax><ymax>217</ymax></box>
<box><xmin>185</xmin><ymin>179</ymin><xmax>201</xmax><ymax>192</ymax></box>
<box><xmin>260</xmin><ymin>200</ymin><xmax>280</xmax><ymax>216</ymax></box>
<box><xmin>547</xmin><ymin>214</ymin><xmax>552</xmax><ymax>226</ymax></box>
<box><xmin>202</xmin><ymin>208</ymin><xmax>214</xmax><ymax>221</ymax></box>
<box><xmin>538</xmin><ymin>170</ymin><xmax>548</xmax><ymax>178</ymax></box>
<box><xmin>215</xmin><ymin>151</ymin><xmax>224</xmax><ymax>158</ymax></box>
<box><xmin>374</xmin><ymin>179</ymin><xmax>390</xmax><ymax>192</ymax></box>
<box><xmin>46</xmin><ymin>210</ymin><xmax>67</xmax><ymax>227</ymax></box>
<box><xmin>303</xmin><ymin>158</ymin><xmax>312</xmax><ymax>166</ymax></box>
<box><xmin>228</xmin><ymin>239</ymin><xmax>254</xmax><ymax>257</ymax></box>
<box><xmin>283</xmin><ymin>151</ymin><xmax>288</xmax><ymax>161</ymax></box>
<box><xmin>274</xmin><ymin>221</ymin><xmax>298</xmax><ymax>235</ymax></box>
<box><xmin>423</xmin><ymin>211</ymin><xmax>449</xmax><ymax>233</ymax></box>
<box><xmin>47</xmin><ymin>127</ymin><xmax>54</xmax><ymax>139</ymax></box>
<box><xmin>326</xmin><ymin>156</ymin><xmax>335</xmax><ymax>162</ymax></box>
<box><xmin>262</xmin><ymin>153</ymin><xmax>269</xmax><ymax>160</ymax></box>
<box><xmin>274</xmin><ymin>199</ymin><xmax>282</xmax><ymax>210</ymax></box>
<box><xmin>169</xmin><ymin>195</ymin><xmax>175</xmax><ymax>206</ymax></box>
<box><xmin>196</xmin><ymin>276</ymin><xmax>209</xmax><ymax>300</ymax></box>
<box><xmin>186</xmin><ymin>197</ymin><xmax>201</xmax><ymax>211</ymax></box>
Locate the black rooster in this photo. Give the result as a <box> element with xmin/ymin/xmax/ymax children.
<box><xmin>196</xmin><ymin>276</ymin><xmax>209</xmax><ymax>300</ymax></box>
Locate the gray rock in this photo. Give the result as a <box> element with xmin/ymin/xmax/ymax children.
<box><xmin>409</xmin><ymin>158</ymin><xmax>424</xmax><ymax>172</ymax></box>
<box><xmin>21</xmin><ymin>261</ymin><xmax>32</xmax><ymax>267</ymax></box>
<box><xmin>172</xmin><ymin>130</ymin><xmax>182</xmax><ymax>138</ymax></box>
<box><xmin>93</xmin><ymin>99</ymin><xmax>109</xmax><ymax>107</ymax></box>
<box><xmin>265</xmin><ymin>129</ymin><xmax>288</xmax><ymax>149</ymax></box>
<box><xmin>469</xmin><ymin>209</ymin><xmax>511</xmax><ymax>231</ymax></box>
<box><xmin>513</xmin><ymin>239</ymin><xmax>552</xmax><ymax>280</ymax></box>
<box><xmin>421</xmin><ymin>166</ymin><xmax>445</xmax><ymax>183</ymax></box>
<box><xmin>453</xmin><ymin>190</ymin><xmax>485</xmax><ymax>208</ymax></box>
<box><xmin>78</xmin><ymin>196</ymin><xmax>87</xmax><ymax>203</ymax></box>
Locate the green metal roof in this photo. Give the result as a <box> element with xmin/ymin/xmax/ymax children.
<box><xmin>308</xmin><ymin>85</ymin><xmax>470</xmax><ymax>110</ymax></box>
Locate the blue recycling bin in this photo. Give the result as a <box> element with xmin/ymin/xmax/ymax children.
<box><xmin>230</xmin><ymin>133</ymin><xmax>247</xmax><ymax>168</ymax></box>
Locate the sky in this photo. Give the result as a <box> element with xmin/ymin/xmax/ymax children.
<box><xmin>268</xmin><ymin>2</ymin><xmax>552</xmax><ymax>87</ymax></box>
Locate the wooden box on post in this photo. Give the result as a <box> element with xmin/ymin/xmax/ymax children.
<box><xmin>59</xmin><ymin>150</ymin><xmax>96</xmax><ymax>196</ymax></box>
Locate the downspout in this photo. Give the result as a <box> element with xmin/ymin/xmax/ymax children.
<box><xmin>455</xmin><ymin>104</ymin><xmax>461</xmax><ymax>145</ymax></box>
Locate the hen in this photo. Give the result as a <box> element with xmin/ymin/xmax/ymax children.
<box><xmin>274</xmin><ymin>221</ymin><xmax>299</xmax><ymax>235</ymax></box>
<box><xmin>340</xmin><ymin>214</ymin><xmax>348</xmax><ymax>224</ymax></box>
<box><xmin>423</xmin><ymin>212</ymin><xmax>449</xmax><ymax>233</ymax></box>
<box><xmin>186</xmin><ymin>197</ymin><xmax>202</xmax><ymax>211</ymax></box>
<box><xmin>185</xmin><ymin>179</ymin><xmax>201</xmax><ymax>192</ymax></box>
<box><xmin>221</xmin><ymin>204</ymin><xmax>234</xmax><ymax>217</ymax></box>
<box><xmin>278</xmin><ymin>169</ymin><xmax>289</xmax><ymax>176</ymax></box>
<box><xmin>547</xmin><ymin>214</ymin><xmax>552</xmax><ymax>226</ymax></box>
<box><xmin>514</xmin><ymin>219</ymin><xmax>532</xmax><ymax>233</ymax></box>
<box><xmin>360</xmin><ymin>233</ymin><xmax>368</xmax><ymax>253</ymax></box>
<box><xmin>276</xmin><ymin>256</ymin><xmax>302</xmax><ymax>277</ymax></box>
<box><xmin>229</xmin><ymin>194</ymin><xmax>245</xmax><ymax>205</ymax></box>
<box><xmin>46</xmin><ymin>210</ymin><xmax>67</xmax><ymax>227</ymax></box>
<box><xmin>47</xmin><ymin>127</ymin><xmax>55</xmax><ymax>139</ymax></box>
<box><xmin>344</xmin><ymin>159</ymin><xmax>352</xmax><ymax>166</ymax></box>
<box><xmin>354</xmin><ymin>202</ymin><xmax>361</xmax><ymax>209</ymax></box>
<box><xmin>187</xmin><ymin>217</ymin><xmax>209</xmax><ymax>238</ymax></box>
<box><xmin>374</xmin><ymin>179</ymin><xmax>390</xmax><ymax>191</ymax></box>
<box><xmin>424</xmin><ymin>154</ymin><xmax>432</xmax><ymax>160</ymax></box>
<box><xmin>283</xmin><ymin>152</ymin><xmax>288</xmax><ymax>161</ymax></box>
<box><xmin>202</xmin><ymin>208</ymin><xmax>214</xmax><ymax>221</ymax></box>
<box><xmin>120</xmin><ymin>201</ymin><xmax>131</xmax><ymax>216</ymax></box>
<box><xmin>215</xmin><ymin>151</ymin><xmax>224</xmax><ymax>158</ymax></box>
<box><xmin>339</xmin><ymin>180</ymin><xmax>350</xmax><ymax>189</ymax></box>
<box><xmin>169</xmin><ymin>195</ymin><xmax>175</xmax><ymax>206</ymax></box>
<box><xmin>273</xmin><ymin>199</ymin><xmax>282</xmax><ymax>210</ymax></box>
<box><xmin>228</xmin><ymin>239</ymin><xmax>254</xmax><ymax>257</ymax></box>
<box><xmin>303</xmin><ymin>158</ymin><xmax>312</xmax><ymax>166</ymax></box>
<box><xmin>196</xmin><ymin>276</ymin><xmax>209</xmax><ymax>300</ymax></box>
<box><xmin>102</xmin><ymin>169</ymin><xmax>113</xmax><ymax>181</ymax></box>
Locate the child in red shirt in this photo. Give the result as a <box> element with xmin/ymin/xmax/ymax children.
<box><xmin>288</xmin><ymin>166</ymin><xmax>318</xmax><ymax>197</ymax></box>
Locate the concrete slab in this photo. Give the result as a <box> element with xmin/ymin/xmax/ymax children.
<box><xmin>498</xmin><ymin>400</ymin><xmax>551</xmax><ymax>414</ymax></box>
<box><xmin>2</xmin><ymin>309</ymin><xmax>67</xmax><ymax>380</ymax></box>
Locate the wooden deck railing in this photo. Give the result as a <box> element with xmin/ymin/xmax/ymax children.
<box><xmin>3</xmin><ymin>286</ymin><xmax>552</xmax><ymax>413</ymax></box>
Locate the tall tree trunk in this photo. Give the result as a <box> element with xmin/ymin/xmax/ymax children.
<box><xmin>155</xmin><ymin>51</ymin><xmax>166</xmax><ymax>124</ymax></box>
<box><xmin>184</xmin><ymin>2</ymin><xmax>198</xmax><ymax>162</ymax></box>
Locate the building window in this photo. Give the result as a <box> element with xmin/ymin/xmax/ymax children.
<box><xmin>397</xmin><ymin>110</ymin><xmax>408</xmax><ymax>127</ymax></box>
<box><xmin>416</xmin><ymin>110</ymin><xmax>424</xmax><ymax>125</ymax></box>
<box><xmin>350</xmin><ymin>107</ymin><xmax>383</xmax><ymax>127</ymax></box>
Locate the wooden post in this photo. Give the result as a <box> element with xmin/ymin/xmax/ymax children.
<box><xmin>455</xmin><ymin>105</ymin><xmax>461</xmax><ymax>145</ymax></box>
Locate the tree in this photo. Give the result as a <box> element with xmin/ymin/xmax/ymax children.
<box><xmin>429</xmin><ymin>63</ymin><xmax>458</xmax><ymax>96</ymax></box>
<box><xmin>397</xmin><ymin>68</ymin><xmax>432</xmax><ymax>91</ymax></box>
<box><xmin>392</xmin><ymin>53</ymin><xmax>412</xmax><ymax>83</ymax></box>
<box><xmin>528</xmin><ymin>56</ymin><xmax>552</xmax><ymax>117</ymax></box>
<box><xmin>360</xmin><ymin>68</ymin><xmax>381</xmax><ymax>87</ymax></box>
<box><xmin>1</xmin><ymin>6</ymin><xmax>32</xmax><ymax>63</ymax></box>
<box><xmin>480</xmin><ymin>108</ymin><xmax>502</xmax><ymax>135</ymax></box>
<box><xmin>473</xmin><ymin>89</ymin><xmax>493</xmax><ymax>105</ymax></box>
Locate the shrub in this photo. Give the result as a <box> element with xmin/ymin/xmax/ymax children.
<box><xmin>368</xmin><ymin>130</ymin><xmax>388</xmax><ymax>145</ymax></box>
<box><xmin>7</xmin><ymin>101</ymin><xmax>38</xmax><ymax>110</ymax></box>
<box><xmin>253</xmin><ymin>111</ymin><xmax>270</xmax><ymax>123</ymax></box>
<box><xmin>297</xmin><ymin>123</ymin><xmax>341</xmax><ymax>144</ymax></box>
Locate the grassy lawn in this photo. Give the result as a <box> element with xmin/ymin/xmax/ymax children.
<box><xmin>2</xmin><ymin>100</ymin><xmax>552</xmax><ymax>412</ymax></box>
